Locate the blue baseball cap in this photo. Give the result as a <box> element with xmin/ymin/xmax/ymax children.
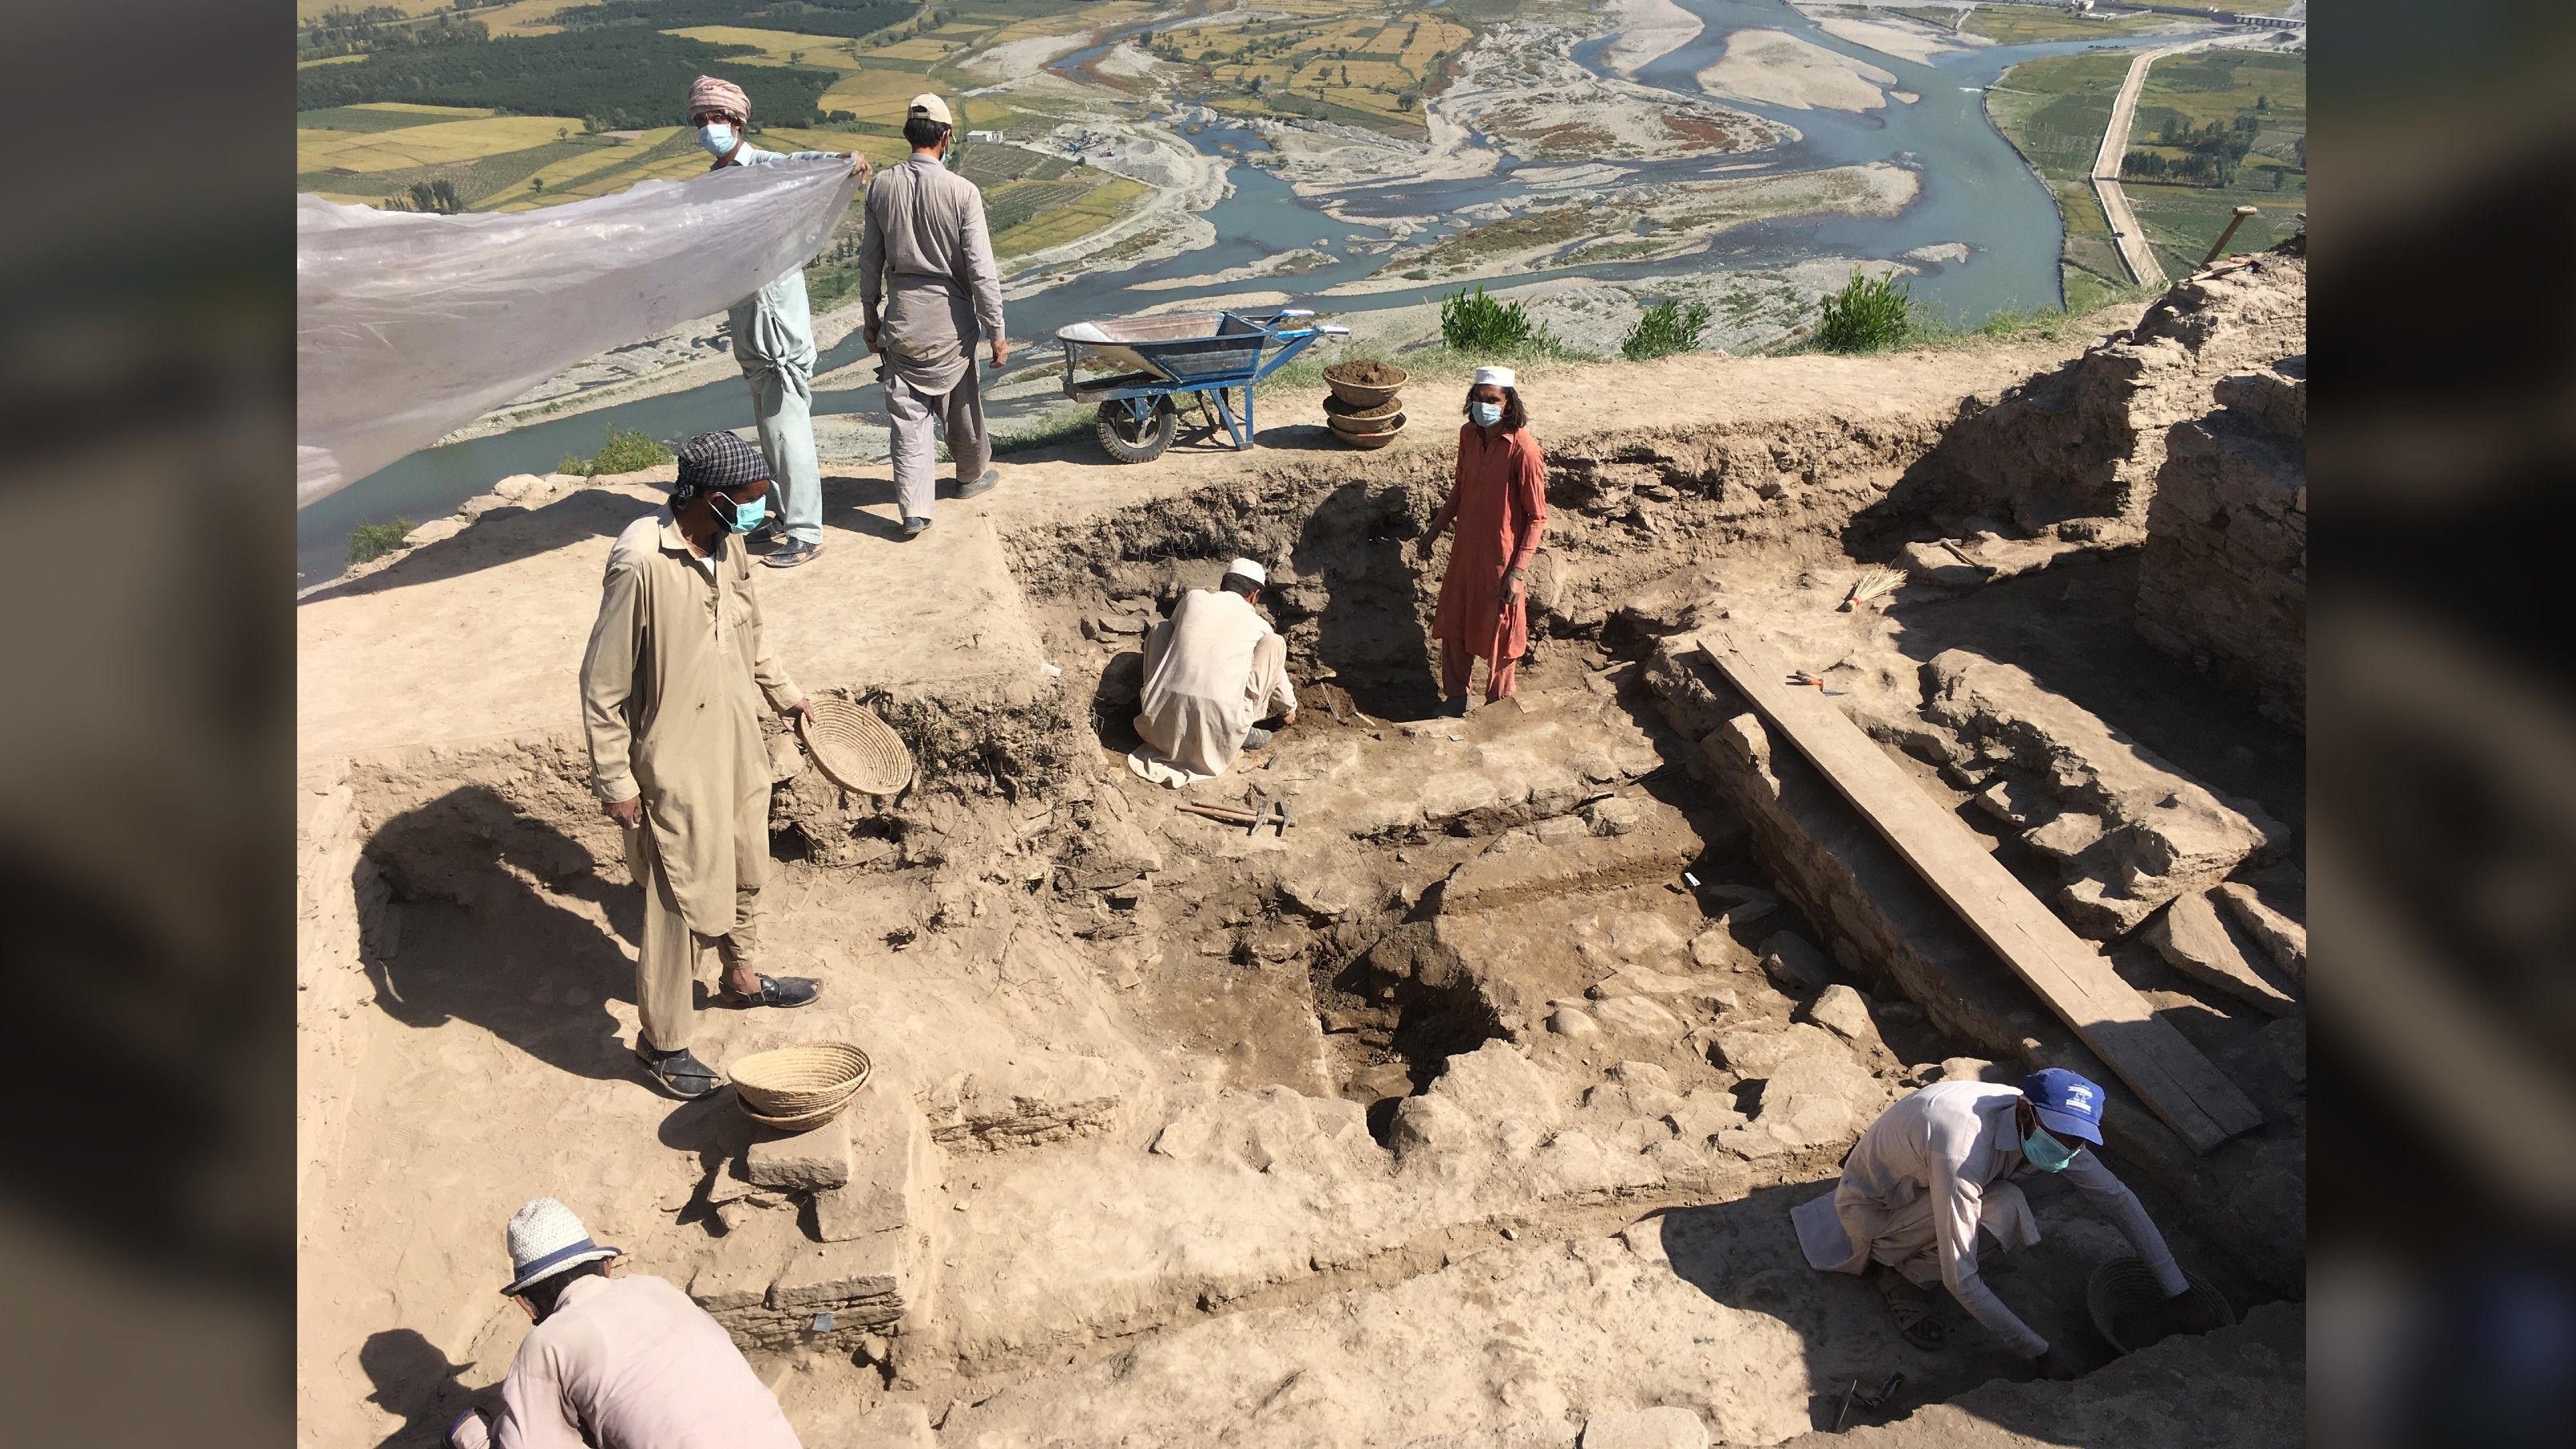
<box><xmin>2021</xmin><ymin>1068</ymin><xmax>2106</xmax><ymax>1145</ymax></box>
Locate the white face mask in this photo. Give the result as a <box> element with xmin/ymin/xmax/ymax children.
<box><xmin>1471</xmin><ymin>399</ymin><xmax>1503</xmax><ymax>427</ymax></box>
<box><xmin>698</xmin><ymin>121</ymin><xmax>736</xmax><ymax>157</ymax></box>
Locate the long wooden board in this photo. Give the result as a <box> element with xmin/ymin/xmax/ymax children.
<box><xmin>1693</xmin><ymin>628</ymin><xmax>2263</xmax><ymax>1153</ymax></box>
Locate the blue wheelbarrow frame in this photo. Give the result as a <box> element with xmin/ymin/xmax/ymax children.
<box><xmin>1056</xmin><ymin>308</ymin><xmax>1348</xmax><ymax>454</ymax></box>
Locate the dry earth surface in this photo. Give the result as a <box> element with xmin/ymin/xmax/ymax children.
<box><xmin>300</xmin><ymin>248</ymin><xmax>2307</xmax><ymax>1448</ymax></box>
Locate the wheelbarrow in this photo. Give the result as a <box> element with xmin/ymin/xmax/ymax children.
<box><xmin>1055</xmin><ymin>308</ymin><xmax>1347</xmax><ymax>463</ymax></box>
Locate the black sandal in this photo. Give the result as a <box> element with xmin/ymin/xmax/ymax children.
<box><xmin>637</xmin><ymin>1046</ymin><xmax>720</xmax><ymax>1100</ymax></box>
<box><xmin>716</xmin><ymin>974</ymin><xmax>820</xmax><ymax>1009</ymax></box>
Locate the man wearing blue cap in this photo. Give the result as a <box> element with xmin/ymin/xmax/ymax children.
<box><xmin>1792</xmin><ymin>1066</ymin><xmax>2196</xmax><ymax>1377</ymax></box>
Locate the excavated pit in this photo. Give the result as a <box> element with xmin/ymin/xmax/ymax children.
<box><xmin>303</xmin><ymin>252</ymin><xmax>2308</xmax><ymax>1448</ymax></box>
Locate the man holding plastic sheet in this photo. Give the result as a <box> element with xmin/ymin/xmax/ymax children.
<box><xmin>689</xmin><ymin>73</ymin><xmax>869</xmax><ymax>570</ymax></box>
<box><xmin>1792</xmin><ymin>1067</ymin><xmax>2209</xmax><ymax>1377</ymax></box>
<box><xmin>859</xmin><ymin>93</ymin><xmax>1008</xmax><ymax>540</ymax></box>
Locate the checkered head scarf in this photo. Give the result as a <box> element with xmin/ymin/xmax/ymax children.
<box><xmin>689</xmin><ymin>74</ymin><xmax>750</xmax><ymax>122</ymax></box>
<box><xmin>672</xmin><ymin>431</ymin><xmax>768</xmax><ymax>506</ymax></box>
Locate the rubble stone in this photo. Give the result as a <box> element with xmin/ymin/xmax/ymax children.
<box><xmin>1923</xmin><ymin>649</ymin><xmax>2284</xmax><ymax>937</ymax></box>
<box><xmin>1757</xmin><ymin>931</ymin><xmax>1830</xmax><ymax>994</ymax></box>
<box><xmin>2215</xmin><ymin>882</ymin><xmax>2306</xmax><ymax>983</ymax></box>
<box><xmin>2143</xmin><ymin>891</ymin><xmax>2300</xmax><ymax>1018</ymax></box>
<box><xmin>745</xmin><ymin>1115</ymin><xmax>853</xmax><ymax>1193</ymax></box>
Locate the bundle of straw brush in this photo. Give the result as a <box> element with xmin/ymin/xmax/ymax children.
<box><xmin>1838</xmin><ymin>567</ymin><xmax>1907</xmax><ymax>612</ymax></box>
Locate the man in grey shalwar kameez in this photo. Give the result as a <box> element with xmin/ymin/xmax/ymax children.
<box><xmin>859</xmin><ymin>93</ymin><xmax>1008</xmax><ymax>539</ymax></box>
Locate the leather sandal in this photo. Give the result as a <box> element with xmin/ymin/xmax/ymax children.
<box><xmin>715</xmin><ymin>973</ymin><xmax>820</xmax><ymax>1009</ymax></box>
<box><xmin>636</xmin><ymin>1045</ymin><xmax>720</xmax><ymax>1100</ymax></box>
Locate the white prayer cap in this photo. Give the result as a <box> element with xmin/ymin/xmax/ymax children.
<box><xmin>1225</xmin><ymin>558</ymin><xmax>1267</xmax><ymax>586</ymax></box>
<box><xmin>1472</xmin><ymin>365</ymin><xmax>1516</xmax><ymax>389</ymax></box>
<box><xmin>501</xmin><ymin>1197</ymin><xmax>621</xmax><ymax>1296</ymax></box>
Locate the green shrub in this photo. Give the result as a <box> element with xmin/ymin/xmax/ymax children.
<box><xmin>347</xmin><ymin>517</ymin><xmax>415</xmax><ymax>564</ymax></box>
<box><xmin>1816</xmin><ymin>273</ymin><xmax>1919</xmax><ymax>353</ymax></box>
<box><xmin>559</xmin><ymin>425</ymin><xmax>673</xmax><ymax>476</ymax></box>
<box><xmin>1621</xmin><ymin>299</ymin><xmax>1713</xmax><ymax>362</ymax></box>
<box><xmin>1439</xmin><ymin>285</ymin><xmax>1559</xmax><ymax>355</ymax></box>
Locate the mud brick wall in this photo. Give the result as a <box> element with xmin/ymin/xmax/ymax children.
<box><xmin>2135</xmin><ymin>360</ymin><xmax>2307</xmax><ymax>732</ymax></box>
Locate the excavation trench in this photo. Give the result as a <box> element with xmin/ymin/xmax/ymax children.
<box><xmin>315</xmin><ymin>295</ymin><xmax>2308</xmax><ymax>1443</ymax></box>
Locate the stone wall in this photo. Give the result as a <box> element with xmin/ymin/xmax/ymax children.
<box><xmin>2136</xmin><ymin>357</ymin><xmax>2308</xmax><ymax>732</ymax></box>
<box><xmin>1861</xmin><ymin>240</ymin><xmax>2307</xmax><ymax>550</ymax></box>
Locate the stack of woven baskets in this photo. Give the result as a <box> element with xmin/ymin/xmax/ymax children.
<box><xmin>730</xmin><ymin>1041</ymin><xmax>872</xmax><ymax>1131</ymax></box>
<box><xmin>1322</xmin><ymin>359</ymin><xmax>1407</xmax><ymax>450</ymax></box>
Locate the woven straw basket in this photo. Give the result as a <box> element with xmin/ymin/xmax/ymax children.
<box><xmin>731</xmin><ymin>1041</ymin><xmax>872</xmax><ymax>1130</ymax></box>
<box><xmin>798</xmin><ymin>698</ymin><xmax>914</xmax><ymax>796</ymax></box>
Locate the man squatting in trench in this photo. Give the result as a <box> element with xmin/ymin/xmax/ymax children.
<box><xmin>1797</xmin><ymin>1066</ymin><xmax>2218</xmax><ymax>1376</ymax></box>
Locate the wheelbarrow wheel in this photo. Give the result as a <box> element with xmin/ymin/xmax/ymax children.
<box><xmin>1095</xmin><ymin>399</ymin><xmax>1177</xmax><ymax>464</ymax></box>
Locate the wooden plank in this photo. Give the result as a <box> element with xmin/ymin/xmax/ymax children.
<box><xmin>1692</xmin><ymin>629</ymin><xmax>2263</xmax><ymax>1153</ymax></box>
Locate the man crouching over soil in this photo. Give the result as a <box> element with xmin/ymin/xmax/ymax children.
<box><xmin>1794</xmin><ymin>1069</ymin><xmax>2213</xmax><ymax>1378</ymax></box>
<box><xmin>1128</xmin><ymin>557</ymin><xmax>1297</xmax><ymax>785</ymax></box>
<box><xmin>447</xmin><ymin>1198</ymin><xmax>803</xmax><ymax>1448</ymax></box>
<box><xmin>581</xmin><ymin>431</ymin><xmax>823</xmax><ymax>1099</ymax></box>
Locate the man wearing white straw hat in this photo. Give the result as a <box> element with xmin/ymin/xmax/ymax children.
<box><xmin>859</xmin><ymin>92</ymin><xmax>1008</xmax><ymax>539</ymax></box>
<box><xmin>446</xmin><ymin>1197</ymin><xmax>802</xmax><ymax>1449</ymax></box>
<box><xmin>1129</xmin><ymin>558</ymin><xmax>1297</xmax><ymax>784</ymax></box>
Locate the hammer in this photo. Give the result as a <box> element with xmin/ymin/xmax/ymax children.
<box><xmin>2199</xmin><ymin>205</ymin><xmax>2262</xmax><ymax>270</ymax></box>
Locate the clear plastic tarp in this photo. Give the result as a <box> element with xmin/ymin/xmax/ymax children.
<box><xmin>296</xmin><ymin>157</ymin><xmax>860</xmax><ymax>507</ymax></box>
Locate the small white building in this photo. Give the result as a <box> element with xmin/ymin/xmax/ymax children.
<box><xmin>966</xmin><ymin>129</ymin><xmax>1004</xmax><ymax>143</ymax></box>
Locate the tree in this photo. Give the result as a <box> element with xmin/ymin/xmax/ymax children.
<box><xmin>530</xmin><ymin>176</ymin><xmax>545</xmax><ymax>194</ymax></box>
<box><xmin>2255</xmin><ymin>94</ymin><xmax>2269</xmax><ymax>112</ymax></box>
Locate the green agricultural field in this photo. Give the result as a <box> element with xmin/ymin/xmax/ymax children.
<box><xmin>1987</xmin><ymin>49</ymin><xmax>2144</xmax><ymax>311</ymax></box>
<box><xmin>1962</xmin><ymin>6</ymin><xmax>2171</xmax><ymax>45</ymax></box>
<box><xmin>990</xmin><ymin>176</ymin><xmax>1148</xmax><ymax>256</ymax></box>
<box><xmin>2123</xmin><ymin>47</ymin><xmax>2304</xmax><ymax>275</ymax></box>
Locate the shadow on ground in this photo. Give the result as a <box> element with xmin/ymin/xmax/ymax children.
<box><xmin>363</xmin><ymin>787</ymin><xmax>641</xmax><ymax>1086</ymax></box>
<box><xmin>300</xmin><ymin>488</ymin><xmax>655</xmax><ymax>605</ymax></box>
<box><xmin>359</xmin><ymin>1328</ymin><xmax>494</xmax><ymax>1449</ymax></box>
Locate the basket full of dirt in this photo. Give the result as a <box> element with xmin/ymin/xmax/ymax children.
<box><xmin>1323</xmin><ymin>359</ymin><xmax>1407</xmax><ymax>409</ymax></box>
<box><xmin>2087</xmin><ymin>1257</ymin><xmax>2234</xmax><ymax>1355</ymax></box>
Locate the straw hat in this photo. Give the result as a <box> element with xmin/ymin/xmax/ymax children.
<box><xmin>501</xmin><ymin>1197</ymin><xmax>621</xmax><ymax>1296</ymax></box>
<box><xmin>797</xmin><ymin>698</ymin><xmax>913</xmax><ymax>796</ymax></box>
<box><xmin>732</xmin><ymin>1041</ymin><xmax>872</xmax><ymax>1129</ymax></box>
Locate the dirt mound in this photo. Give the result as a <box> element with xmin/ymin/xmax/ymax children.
<box><xmin>1324</xmin><ymin>358</ymin><xmax>1407</xmax><ymax>387</ymax></box>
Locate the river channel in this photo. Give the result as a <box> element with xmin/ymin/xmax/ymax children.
<box><xmin>296</xmin><ymin>0</ymin><xmax>2201</xmax><ymax>586</ymax></box>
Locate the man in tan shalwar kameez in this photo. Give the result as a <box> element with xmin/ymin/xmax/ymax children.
<box><xmin>1129</xmin><ymin>558</ymin><xmax>1297</xmax><ymax>785</ymax></box>
<box><xmin>859</xmin><ymin>93</ymin><xmax>1007</xmax><ymax>539</ymax></box>
<box><xmin>580</xmin><ymin>431</ymin><xmax>823</xmax><ymax>1099</ymax></box>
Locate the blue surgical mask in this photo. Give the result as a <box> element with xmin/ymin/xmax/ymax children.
<box><xmin>709</xmin><ymin>490</ymin><xmax>766</xmax><ymax>535</ymax></box>
<box><xmin>1471</xmin><ymin>400</ymin><xmax>1503</xmax><ymax>427</ymax></box>
<box><xmin>698</xmin><ymin>121</ymin><xmax>736</xmax><ymax>157</ymax></box>
<box><xmin>2020</xmin><ymin>1123</ymin><xmax>2078</xmax><ymax>1173</ymax></box>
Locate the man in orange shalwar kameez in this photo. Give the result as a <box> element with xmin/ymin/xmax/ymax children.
<box><xmin>1417</xmin><ymin>364</ymin><xmax>1547</xmax><ymax>716</ymax></box>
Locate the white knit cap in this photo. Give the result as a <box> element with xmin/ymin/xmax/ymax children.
<box><xmin>502</xmin><ymin>1197</ymin><xmax>621</xmax><ymax>1296</ymax></box>
<box><xmin>1472</xmin><ymin>365</ymin><xmax>1516</xmax><ymax>389</ymax></box>
<box><xmin>1224</xmin><ymin>558</ymin><xmax>1266</xmax><ymax>586</ymax></box>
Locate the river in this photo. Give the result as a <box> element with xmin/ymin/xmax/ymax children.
<box><xmin>296</xmin><ymin>0</ymin><xmax>2201</xmax><ymax>587</ymax></box>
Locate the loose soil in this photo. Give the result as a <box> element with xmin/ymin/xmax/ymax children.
<box><xmin>297</xmin><ymin>276</ymin><xmax>2306</xmax><ymax>1448</ymax></box>
<box><xmin>1325</xmin><ymin>358</ymin><xmax>1407</xmax><ymax>387</ymax></box>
